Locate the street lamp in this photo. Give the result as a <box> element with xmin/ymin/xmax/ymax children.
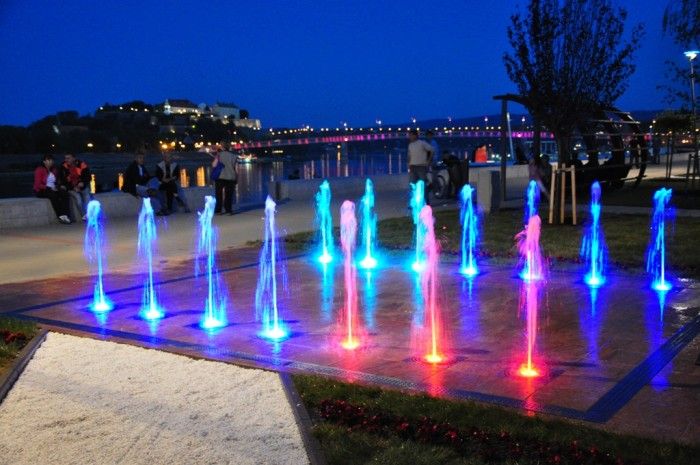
<box><xmin>684</xmin><ymin>50</ymin><xmax>699</xmax><ymax>187</ymax></box>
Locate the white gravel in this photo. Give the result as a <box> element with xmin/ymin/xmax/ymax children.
<box><xmin>0</xmin><ymin>333</ymin><xmax>309</xmax><ymax>465</ymax></box>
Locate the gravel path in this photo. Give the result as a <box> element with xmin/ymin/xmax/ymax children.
<box><xmin>0</xmin><ymin>333</ymin><xmax>309</xmax><ymax>465</ymax></box>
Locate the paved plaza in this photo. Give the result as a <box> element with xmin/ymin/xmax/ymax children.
<box><xmin>1</xmin><ymin>243</ymin><xmax>698</xmax><ymax>444</ymax></box>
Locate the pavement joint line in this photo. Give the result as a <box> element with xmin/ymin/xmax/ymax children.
<box><xmin>2</xmin><ymin>252</ymin><xmax>308</xmax><ymax>316</ymax></box>
<box><xmin>583</xmin><ymin>311</ymin><xmax>700</xmax><ymax>423</ymax></box>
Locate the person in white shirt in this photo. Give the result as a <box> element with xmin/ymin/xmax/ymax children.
<box><xmin>407</xmin><ymin>129</ymin><xmax>434</xmax><ymax>203</ymax></box>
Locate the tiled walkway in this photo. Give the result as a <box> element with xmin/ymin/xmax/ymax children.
<box><xmin>1</xmin><ymin>248</ymin><xmax>698</xmax><ymax>444</ymax></box>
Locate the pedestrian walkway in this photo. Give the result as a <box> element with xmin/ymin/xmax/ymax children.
<box><xmin>0</xmin><ymin>188</ymin><xmax>447</xmax><ymax>285</ymax></box>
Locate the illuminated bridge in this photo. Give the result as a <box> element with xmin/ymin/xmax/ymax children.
<box><xmin>232</xmin><ymin>129</ymin><xmax>553</xmax><ymax>150</ymax></box>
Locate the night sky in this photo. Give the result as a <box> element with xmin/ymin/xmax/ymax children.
<box><xmin>0</xmin><ymin>0</ymin><xmax>679</xmax><ymax>128</ymax></box>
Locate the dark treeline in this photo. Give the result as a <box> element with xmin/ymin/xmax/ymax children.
<box><xmin>0</xmin><ymin>100</ymin><xmax>253</xmax><ymax>155</ymax></box>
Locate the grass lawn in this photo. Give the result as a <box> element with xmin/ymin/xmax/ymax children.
<box><xmin>586</xmin><ymin>177</ymin><xmax>700</xmax><ymax>210</ymax></box>
<box><xmin>293</xmin><ymin>374</ymin><xmax>700</xmax><ymax>465</ymax></box>
<box><xmin>275</xmin><ymin>206</ymin><xmax>700</xmax><ymax>279</ymax></box>
<box><xmin>0</xmin><ymin>317</ymin><xmax>38</xmax><ymax>378</ymax></box>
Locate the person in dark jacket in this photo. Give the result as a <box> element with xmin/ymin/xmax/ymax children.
<box><xmin>60</xmin><ymin>153</ymin><xmax>92</xmax><ymax>221</ymax></box>
<box><xmin>33</xmin><ymin>154</ymin><xmax>71</xmax><ymax>224</ymax></box>
<box><xmin>155</xmin><ymin>152</ymin><xmax>190</xmax><ymax>213</ymax></box>
<box><xmin>122</xmin><ymin>152</ymin><xmax>165</xmax><ymax>214</ymax></box>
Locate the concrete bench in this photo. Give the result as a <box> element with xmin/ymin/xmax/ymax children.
<box><xmin>268</xmin><ymin>174</ymin><xmax>410</xmax><ymax>202</ymax></box>
<box><xmin>0</xmin><ymin>187</ymin><xmax>215</xmax><ymax>230</ymax></box>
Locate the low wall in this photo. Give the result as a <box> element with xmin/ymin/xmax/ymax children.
<box><xmin>0</xmin><ymin>187</ymin><xmax>214</xmax><ymax>230</ymax></box>
<box><xmin>268</xmin><ymin>165</ymin><xmax>531</xmax><ymax>214</ymax></box>
<box><xmin>268</xmin><ymin>173</ymin><xmax>410</xmax><ymax>202</ymax></box>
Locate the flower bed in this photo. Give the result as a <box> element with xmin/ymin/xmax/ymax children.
<box><xmin>318</xmin><ymin>398</ymin><xmax>643</xmax><ymax>465</ymax></box>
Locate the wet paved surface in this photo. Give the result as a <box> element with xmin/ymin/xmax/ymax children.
<box><xmin>1</xmin><ymin>248</ymin><xmax>698</xmax><ymax>444</ymax></box>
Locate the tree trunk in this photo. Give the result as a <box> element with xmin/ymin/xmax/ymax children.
<box><xmin>555</xmin><ymin>133</ymin><xmax>571</xmax><ymax>168</ymax></box>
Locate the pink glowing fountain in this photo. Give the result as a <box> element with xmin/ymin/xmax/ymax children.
<box><xmin>514</xmin><ymin>196</ymin><xmax>546</xmax><ymax>377</ymax></box>
<box><xmin>416</xmin><ymin>205</ymin><xmax>446</xmax><ymax>364</ymax></box>
<box><xmin>518</xmin><ymin>281</ymin><xmax>541</xmax><ymax>377</ymax></box>
<box><xmin>517</xmin><ymin>214</ymin><xmax>544</xmax><ymax>282</ymax></box>
<box><xmin>338</xmin><ymin>200</ymin><xmax>363</xmax><ymax>350</ymax></box>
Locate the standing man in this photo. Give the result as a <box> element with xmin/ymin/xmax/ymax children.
<box><xmin>213</xmin><ymin>147</ymin><xmax>238</xmax><ymax>215</ymax></box>
<box><xmin>426</xmin><ymin>130</ymin><xmax>441</xmax><ymax>165</ymax></box>
<box><xmin>407</xmin><ymin>129</ymin><xmax>434</xmax><ymax>204</ymax></box>
<box><xmin>60</xmin><ymin>153</ymin><xmax>91</xmax><ymax>221</ymax></box>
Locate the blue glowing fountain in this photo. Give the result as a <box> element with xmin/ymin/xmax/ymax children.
<box><xmin>84</xmin><ymin>200</ymin><xmax>113</xmax><ymax>312</ymax></box>
<box><xmin>646</xmin><ymin>188</ymin><xmax>673</xmax><ymax>291</ymax></box>
<box><xmin>138</xmin><ymin>198</ymin><xmax>164</xmax><ymax>320</ymax></box>
<box><xmin>359</xmin><ymin>179</ymin><xmax>378</xmax><ymax>269</ymax></box>
<box><xmin>256</xmin><ymin>196</ymin><xmax>289</xmax><ymax>341</ymax></box>
<box><xmin>459</xmin><ymin>184</ymin><xmax>479</xmax><ymax>277</ymax></box>
<box><xmin>580</xmin><ymin>181</ymin><xmax>607</xmax><ymax>287</ymax></box>
<box><xmin>525</xmin><ymin>179</ymin><xmax>539</xmax><ymax>222</ymax></box>
<box><xmin>197</xmin><ymin>196</ymin><xmax>227</xmax><ymax>329</ymax></box>
<box><xmin>316</xmin><ymin>180</ymin><xmax>334</xmax><ymax>264</ymax></box>
<box><xmin>411</xmin><ymin>180</ymin><xmax>426</xmax><ymax>272</ymax></box>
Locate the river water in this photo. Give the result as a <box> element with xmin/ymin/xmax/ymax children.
<box><xmin>0</xmin><ymin>137</ymin><xmax>518</xmax><ymax>202</ymax></box>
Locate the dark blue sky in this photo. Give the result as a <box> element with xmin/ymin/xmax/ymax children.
<box><xmin>0</xmin><ymin>0</ymin><xmax>678</xmax><ymax>128</ymax></box>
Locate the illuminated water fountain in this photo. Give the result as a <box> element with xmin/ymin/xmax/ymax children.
<box><xmin>255</xmin><ymin>196</ymin><xmax>289</xmax><ymax>341</ymax></box>
<box><xmin>138</xmin><ymin>198</ymin><xmax>164</xmax><ymax>320</ymax></box>
<box><xmin>358</xmin><ymin>179</ymin><xmax>378</xmax><ymax>269</ymax></box>
<box><xmin>647</xmin><ymin>188</ymin><xmax>673</xmax><ymax>292</ymax></box>
<box><xmin>197</xmin><ymin>196</ymin><xmax>227</xmax><ymax>329</ymax></box>
<box><xmin>84</xmin><ymin>200</ymin><xmax>113</xmax><ymax>312</ymax></box>
<box><xmin>518</xmin><ymin>181</ymin><xmax>544</xmax><ymax>281</ymax></box>
<box><xmin>459</xmin><ymin>184</ymin><xmax>479</xmax><ymax>277</ymax></box>
<box><xmin>515</xmin><ymin>182</ymin><xmax>545</xmax><ymax>377</ymax></box>
<box><xmin>416</xmin><ymin>205</ymin><xmax>446</xmax><ymax>364</ymax></box>
<box><xmin>339</xmin><ymin>200</ymin><xmax>363</xmax><ymax>350</ymax></box>
<box><xmin>518</xmin><ymin>280</ymin><xmax>541</xmax><ymax>377</ymax></box>
<box><xmin>580</xmin><ymin>181</ymin><xmax>607</xmax><ymax>287</ymax></box>
<box><xmin>410</xmin><ymin>180</ymin><xmax>426</xmax><ymax>272</ymax></box>
<box><xmin>316</xmin><ymin>180</ymin><xmax>334</xmax><ymax>264</ymax></box>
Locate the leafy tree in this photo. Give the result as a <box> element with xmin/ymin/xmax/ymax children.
<box><xmin>503</xmin><ymin>0</ymin><xmax>643</xmax><ymax>164</ymax></box>
<box><xmin>663</xmin><ymin>0</ymin><xmax>700</xmax><ymax>47</ymax></box>
<box><xmin>658</xmin><ymin>1</ymin><xmax>700</xmax><ymax>107</ymax></box>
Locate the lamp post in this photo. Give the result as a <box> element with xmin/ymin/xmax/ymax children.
<box><xmin>684</xmin><ymin>50</ymin><xmax>699</xmax><ymax>188</ymax></box>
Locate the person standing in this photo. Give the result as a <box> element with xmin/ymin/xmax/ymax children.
<box><xmin>407</xmin><ymin>129</ymin><xmax>434</xmax><ymax>203</ymax></box>
<box><xmin>426</xmin><ymin>130</ymin><xmax>441</xmax><ymax>165</ymax></box>
<box><xmin>33</xmin><ymin>154</ymin><xmax>71</xmax><ymax>224</ymax></box>
<box><xmin>213</xmin><ymin>148</ymin><xmax>238</xmax><ymax>215</ymax></box>
<box><xmin>60</xmin><ymin>153</ymin><xmax>92</xmax><ymax>221</ymax></box>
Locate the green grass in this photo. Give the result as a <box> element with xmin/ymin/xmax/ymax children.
<box><xmin>0</xmin><ymin>317</ymin><xmax>38</xmax><ymax>376</ymax></box>
<box><xmin>594</xmin><ymin>178</ymin><xmax>700</xmax><ymax>210</ymax></box>
<box><xmin>294</xmin><ymin>374</ymin><xmax>699</xmax><ymax>465</ymax></box>
<box><xmin>265</xmin><ymin>207</ymin><xmax>700</xmax><ymax>278</ymax></box>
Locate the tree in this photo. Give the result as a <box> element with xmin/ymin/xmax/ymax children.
<box><xmin>503</xmin><ymin>0</ymin><xmax>643</xmax><ymax>165</ymax></box>
<box><xmin>663</xmin><ymin>0</ymin><xmax>700</xmax><ymax>47</ymax></box>
<box><xmin>658</xmin><ymin>1</ymin><xmax>700</xmax><ymax>107</ymax></box>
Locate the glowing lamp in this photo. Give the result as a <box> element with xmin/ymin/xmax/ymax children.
<box><xmin>518</xmin><ymin>365</ymin><xmax>540</xmax><ymax>378</ymax></box>
<box><xmin>684</xmin><ymin>50</ymin><xmax>699</xmax><ymax>61</ymax></box>
<box><xmin>359</xmin><ymin>256</ymin><xmax>377</xmax><ymax>269</ymax></box>
<box><xmin>341</xmin><ymin>338</ymin><xmax>360</xmax><ymax>350</ymax></box>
